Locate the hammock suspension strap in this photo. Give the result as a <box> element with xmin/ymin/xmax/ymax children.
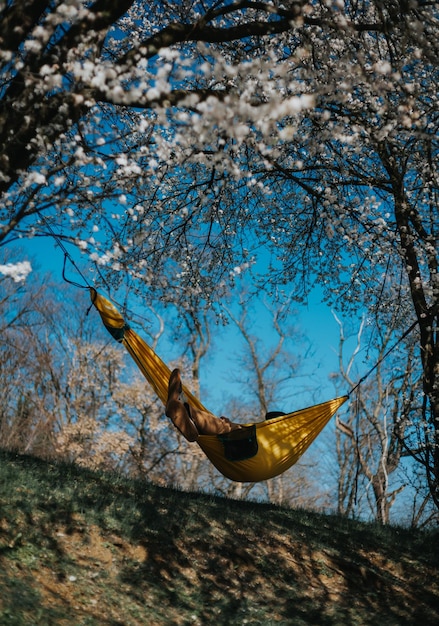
<box><xmin>349</xmin><ymin>319</ymin><xmax>419</xmax><ymax>395</ymax></box>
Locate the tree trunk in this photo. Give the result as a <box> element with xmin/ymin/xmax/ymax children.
<box><xmin>385</xmin><ymin>154</ymin><xmax>439</xmax><ymax>508</ymax></box>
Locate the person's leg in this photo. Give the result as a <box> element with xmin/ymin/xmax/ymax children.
<box><xmin>165</xmin><ymin>369</ymin><xmax>242</xmax><ymax>438</ymax></box>
<box><xmin>165</xmin><ymin>369</ymin><xmax>199</xmax><ymax>441</ymax></box>
<box><xmin>166</xmin><ymin>399</ymin><xmax>199</xmax><ymax>441</ymax></box>
<box><xmin>189</xmin><ymin>407</ymin><xmax>242</xmax><ymax>435</ymax></box>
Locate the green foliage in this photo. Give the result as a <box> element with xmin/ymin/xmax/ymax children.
<box><xmin>1</xmin><ymin>450</ymin><xmax>438</xmax><ymax>625</ymax></box>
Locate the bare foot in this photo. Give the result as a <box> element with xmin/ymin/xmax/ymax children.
<box><xmin>220</xmin><ymin>417</ymin><xmax>242</xmax><ymax>432</ymax></box>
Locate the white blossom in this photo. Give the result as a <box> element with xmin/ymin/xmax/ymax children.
<box><xmin>0</xmin><ymin>261</ymin><xmax>32</xmax><ymax>282</ymax></box>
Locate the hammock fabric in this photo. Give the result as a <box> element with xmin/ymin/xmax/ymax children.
<box><xmin>91</xmin><ymin>289</ymin><xmax>348</xmax><ymax>482</ymax></box>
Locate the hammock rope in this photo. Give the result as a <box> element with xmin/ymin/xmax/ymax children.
<box><xmin>348</xmin><ymin>319</ymin><xmax>419</xmax><ymax>396</ymax></box>
<box><xmin>37</xmin><ymin>211</ymin><xmax>91</xmax><ymax>290</ymax></box>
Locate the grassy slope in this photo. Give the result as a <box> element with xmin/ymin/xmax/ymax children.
<box><xmin>0</xmin><ymin>451</ymin><xmax>438</xmax><ymax>626</ymax></box>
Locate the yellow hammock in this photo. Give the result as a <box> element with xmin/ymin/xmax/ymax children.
<box><xmin>91</xmin><ymin>288</ymin><xmax>348</xmax><ymax>482</ymax></box>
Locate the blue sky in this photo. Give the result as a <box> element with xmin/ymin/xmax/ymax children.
<box><xmin>205</xmin><ymin>288</ymin><xmax>352</xmax><ymax>412</ymax></box>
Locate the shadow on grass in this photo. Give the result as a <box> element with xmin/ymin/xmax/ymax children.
<box><xmin>1</xmin><ymin>450</ymin><xmax>438</xmax><ymax>626</ymax></box>
<box><xmin>114</xmin><ymin>491</ymin><xmax>438</xmax><ymax>625</ymax></box>
<box><xmin>0</xmin><ymin>573</ymin><xmax>64</xmax><ymax>626</ymax></box>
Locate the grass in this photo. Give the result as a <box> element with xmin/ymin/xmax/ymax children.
<box><xmin>0</xmin><ymin>449</ymin><xmax>438</xmax><ymax>625</ymax></box>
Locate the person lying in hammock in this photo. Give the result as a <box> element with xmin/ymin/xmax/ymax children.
<box><xmin>166</xmin><ymin>368</ymin><xmax>242</xmax><ymax>442</ymax></box>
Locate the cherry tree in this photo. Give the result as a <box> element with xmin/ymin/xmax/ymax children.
<box><xmin>1</xmin><ymin>1</ymin><xmax>438</xmax><ymax>504</ymax></box>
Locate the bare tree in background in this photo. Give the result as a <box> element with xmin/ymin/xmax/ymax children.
<box><xmin>333</xmin><ymin>314</ymin><xmax>429</xmax><ymax>525</ymax></box>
